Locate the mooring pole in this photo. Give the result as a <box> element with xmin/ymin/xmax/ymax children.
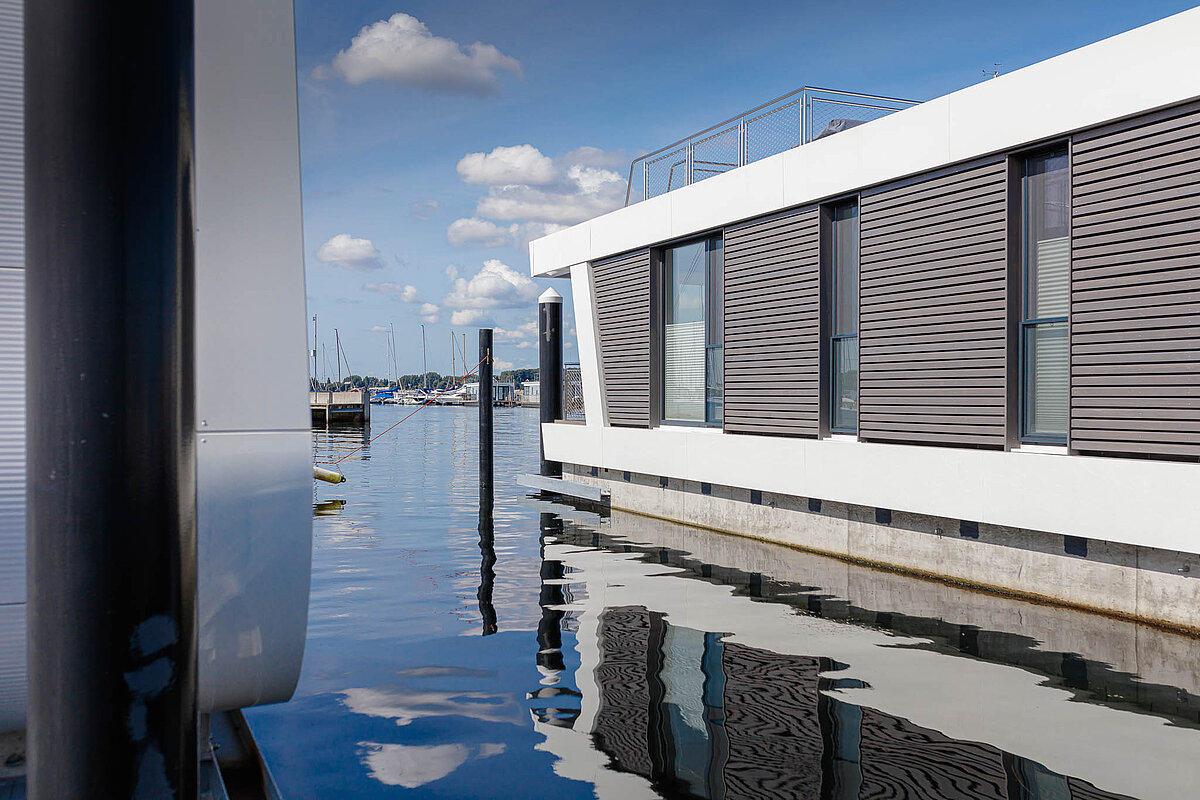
<box><xmin>479</xmin><ymin>328</ymin><xmax>494</xmax><ymax>512</ymax></box>
<box><xmin>538</xmin><ymin>289</ymin><xmax>564</xmax><ymax>478</ymax></box>
<box><xmin>26</xmin><ymin>0</ymin><xmax>198</xmax><ymax>796</ymax></box>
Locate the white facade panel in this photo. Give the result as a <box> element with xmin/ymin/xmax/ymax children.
<box><xmin>194</xmin><ymin>0</ymin><xmax>309</xmax><ymax>434</ymax></box>
<box><xmin>542</xmin><ymin>422</ymin><xmax>1200</xmax><ymax>556</ymax></box>
<box><xmin>197</xmin><ymin>430</ymin><xmax>311</xmax><ymax>712</ymax></box>
<box><xmin>192</xmin><ymin>0</ymin><xmax>311</xmax><ymax>712</ymax></box>
<box><xmin>569</xmin><ymin>264</ymin><xmax>606</xmax><ymax>427</ymax></box>
<box><xmin>530</xmin><ymin>7</ymin><xmax>1200</xmax><ymax>277</ymax></box>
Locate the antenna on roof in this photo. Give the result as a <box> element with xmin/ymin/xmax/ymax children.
<box><xmin>982</xmin><ymin>63</ymin><xmax>1002</xmax><ymax>78</ymax></box>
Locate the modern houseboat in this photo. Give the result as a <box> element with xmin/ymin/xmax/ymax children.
<box><xmin>520</xmin><ymin>380</ymin><xmax>541</xmax><ymax>407</ymax></box>
<box><xmin>529</xmin><ymin>8</ymin><xmax>1200</xmax><ymax>630</ymax></box>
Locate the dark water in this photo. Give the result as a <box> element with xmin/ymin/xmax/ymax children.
<box><xmin>246</xmin><ymin>405</ymin><xmax>1200</xmax><ymax>799</ymax></box>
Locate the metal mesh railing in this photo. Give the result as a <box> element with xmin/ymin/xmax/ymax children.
<box><xmin>563</xmin><ymin>364</ymin><xmax>585</xmax><ymax>421</ymax></box>
<box><xmin>626</xmin><ymin>87</ymin><xmax>918</xmax><ymax>205</ymax></box>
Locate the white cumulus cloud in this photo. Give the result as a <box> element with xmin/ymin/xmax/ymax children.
<box><xmin>446</xmin><ymin>145</ymin><xmax>627</xmax><ymax>247</ymax></box>
<box><xmin>444</xmin><ymin>260</ymin><xmax>542</xmax><ymax>317</ymax></box>
<box><xmin>446</xmin><ymin>218</ymin><xmax>564</xmax><ymax>249</ymax></box>
<box><xmin>363</xmin><ymin>282</ymin><xmax>421</xmax><ymax>302</ymax></box>
<box><xmin>475</xmin><ymin>169</ymin><xmax>625</xmax><ymax>224</ymax></box>
<box><xmin>494</xmin><ymin>320</ymin><xmax>538</xmax><ymax>341</ymax></box>
<box><xmin>457</xmin><ymin>144</ymin><xmax>555</xmax><ymax>186</ymax></box>
<box><xmin>416</xmin><ymin>302</ymin><xmax>440</xmax><ymax>323</ymax></box>
<box><xmin>316</xmin><ymin>13</ymin><xmax>521</xmax><ymax>96</ymax></box>
<box><xmin>450</xmin><ymin>309</ymin><xmax>488</xmax><ymax>326</ymax></box>
<box><xmin>317</xmin><ymin>234</ymin><xmax>384</xmax><ymax>271</ymax></box>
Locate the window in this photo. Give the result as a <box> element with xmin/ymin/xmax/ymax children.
<box><xmin>1020</xmin><ymin>149</ymin><xmax>1069</xmax><ymax>442</ymax></box>
<box><xmin>662</xmin><ymin>236</ymin><xmax>723</xmax><ymax>424</ymax></box>
<box><xmin>829</xmin><ymin>202</ymin><xmax>859</xmax><ymax>434</ymax></box>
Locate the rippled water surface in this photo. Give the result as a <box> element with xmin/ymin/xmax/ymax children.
<box><xmin>246</xmin><ymin>405</ymin><xmax>1200</xmax><ymax>799</ymax></box>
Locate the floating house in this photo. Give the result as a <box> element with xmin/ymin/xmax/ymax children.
<box><xmin>529</xmin><ymin>9</ymin><xmax>1200</xmax><ymax>630</ymax></box>
<box><xmin>521</xmin><ymin>380</ymin><xmax>541</xmax><ymax>407</ymax></box>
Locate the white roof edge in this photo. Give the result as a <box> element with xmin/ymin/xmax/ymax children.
<box><xmin>530</xmin><ymin>6</ymin><xmax>1200</xmax><ymax>277</ymax></box>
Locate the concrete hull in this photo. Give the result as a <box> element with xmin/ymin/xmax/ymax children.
<box><xmin>566</xmin><ymin>464</ymin><xmax>1200</xmax><ymax>632</ymax></box>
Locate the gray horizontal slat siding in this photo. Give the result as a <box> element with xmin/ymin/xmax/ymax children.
<box><xmin>0</xmin><ymin>0</ymin><xmax>20</xmax><ymax>267</ymax></box>
<box><xmin>1071</xmin><ymin>100</ymin><xmax>1200</xmax><ymax>458</ymax></box>
<box><xmin>859</xmin><ymin>159</ymin><xmax>1008</xmax><ymax>448</ymax></box>
<box><xmin>593</xmin><ymin>249</ymin><xmax>651</xmax><ymax>427</ymax></box>
<box><xmin>723</xmin><ymin>206</ymin><xmax>819</xmax><ymax>436</ymax></box>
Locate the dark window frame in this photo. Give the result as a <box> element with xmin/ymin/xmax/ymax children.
<box><xmin>823</xmin><ymin>198</ymin><xmax>860</xmax><ymax>436</ymax></box>
<box><xmin>1015</xmin><ymin>144</ymin><xmax>1071</xmax><ymax>446</ymax></box>
<box><xmin>651</xmin><ymin>233</ymin><xmax>725</xmax><ymax>428</ymax></box>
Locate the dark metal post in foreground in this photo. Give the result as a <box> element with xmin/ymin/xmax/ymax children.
<box><xmin>26</xmin><ymin>1</ymin><xmax>198</xmax><ymax>797</ymax></box>
<box><xmin>479</xmin><ymin>328</ymin><xmax>494</xmax><ymax>512</ymax></box>
<box><xmin>538</xmin><ymin>289</ymin><xmax>563</xmax><ymax>478</ymax></box>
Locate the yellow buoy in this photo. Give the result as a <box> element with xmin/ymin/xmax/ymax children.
<box><xmin>313</xmin><ymin>465</ymin><xmax>346</xmax><ymax>484</ymax></box>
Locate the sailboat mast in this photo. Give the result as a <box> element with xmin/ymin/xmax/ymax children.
<box><xmin>421</xmin><ymin>324</ymin><xmax>428</xmax><ymax>387</ymax></box>
<box><xmin>390</xmin><ymin>323</ymin><xmax>397</xmax><ymax>386</ymax></box>
<box><xmin>384</xmin><ymin>327</ymin><xmax>392</xmax><ymax>387</ymax></box>
<box><xmin>451</xmin><ymin>331</ymin><xmax>456</xmax><ymax>378</ymax></box>
<box><xmin>334</xmin><ymin>328</ymin><xmax>342</xmax><ymax>382</ymax></box>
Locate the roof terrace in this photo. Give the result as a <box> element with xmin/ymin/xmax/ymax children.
<box><xmin>625</xmin><ymin>87</ymin><xmax>918</xmax><ymax>205</ymax></box>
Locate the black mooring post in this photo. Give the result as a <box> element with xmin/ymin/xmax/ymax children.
<box><xmin>479</xmin><ymin>328</ymin><xmax>494</xmax><ymax>512</ymax></box>
<box><xmin>538</xmin><ymin>289</ymin><xmax>563</xmax><ymax>478</ymax></box>
<box><xmin>26</xmin><ymin>1</ymin><xmax>198</xmax><ymax>798</ymax></box>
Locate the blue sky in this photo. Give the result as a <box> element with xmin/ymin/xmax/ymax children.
<box><xmin>295</xmin><ymin>0</ymin><xmax>1195</xmax><ymax>379</ymax></box>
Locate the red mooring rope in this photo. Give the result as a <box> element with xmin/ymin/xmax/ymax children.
<box><xmin>322</xmin><ymin>354</ymin><xmax>491</xmax><ymax>467</ymax></box>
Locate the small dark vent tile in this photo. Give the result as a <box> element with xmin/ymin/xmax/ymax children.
<box><xmin>622</xmin><ymin>471</ymin><xmax>630</xmax><ymax>482</ymax></box>
<box><xmin>875</xmin><ymin>507</ymin><xmax>892</xmax><ymax>526</ymax></box>
<box><xmin>807</xmin><ymin>498</ymin><xmax>821</xmax><ymax>513</ymax></box>
<box><xmin>1064</xmin><ymin>535</ymin><xmax>1088</xmax><ymax>558</ymax></box>
<box><xmin>960</xmin><ymin>520</ymin><xmax>979</xmax><ymax>539</ymax></box>
<box><xmin>750</xmin><ymin>489</ymin><xmax>762</xmax><ymax>505</ymax></box>
<box><xmin>701</xmin><ymin>482</ymin><xmax>712</xmax><ymax>496</ymax></box>
<box><xmin>659</xmin><ymin>475</ymin><xmax>668</xmax><ymax>488</ymax></box>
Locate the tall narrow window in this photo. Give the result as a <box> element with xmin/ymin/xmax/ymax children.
<box><xmin>1021</xmin><ymin>149</ymin><xmax>1069</xmax><ymax>442</ymax></box>
<box><xmin>662</xmin><ymin>236</ymin><xmax>723</xmax><ymax>425</ymax></box>
<box><xmin>830</xmin><ymin>202</ymin><xmax>859</xmax><ymax>434</ymax></box>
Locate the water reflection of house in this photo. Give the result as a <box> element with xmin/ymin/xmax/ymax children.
<box><xmin>531</xmin><ymin>510</ymin><xmax>1200</xmax><ymax>800</ymax></box>
<box><xmin>588</xmin><ymin>607</ymin><xmax>1123</xmax><ymax>800</ymax></box>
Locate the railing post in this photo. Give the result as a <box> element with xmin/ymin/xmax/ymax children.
<box><xmin>739</xmin><ymin>118</ymin><xmax>747</xmax><ymax>166</ymax></box>
<box><xmin>642</xmin><ymin>160</ymin><xmax>648</xmax><ymax>201</ymax></box>
<box><xmin>686</xmin><ymin>142</ymin><xmax>693</xmax><ymax>186</ymax></box>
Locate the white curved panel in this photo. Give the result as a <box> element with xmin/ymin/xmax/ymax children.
<box><xmin>197</xmin><ymin>431</ymin><xmax>311</xmax><ymax>712</ymax></box>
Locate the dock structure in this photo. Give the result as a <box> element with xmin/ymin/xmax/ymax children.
<box><xmin>310</xmin><ymin>389</ymin><xmax>371</xmax><ymax>425</ymax></box>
